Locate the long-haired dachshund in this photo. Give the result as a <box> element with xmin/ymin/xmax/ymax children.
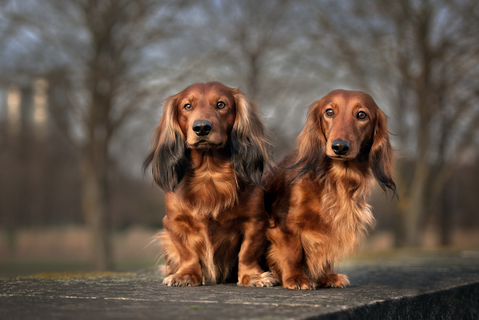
<box><xmin>144</xmin><ymin>81</ymin><xmax>276</xmax><ymax>287</ymax></box>
<box><xmin>264</xmin><ymin>89</ymin><xmax>395</xmax><ymax>290</ymax></box>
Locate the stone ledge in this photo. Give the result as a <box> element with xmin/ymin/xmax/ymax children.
<box><xmin>1</xmin><ymin>250</ymin><xmax>478</xmax><ymax>320</ymax></box>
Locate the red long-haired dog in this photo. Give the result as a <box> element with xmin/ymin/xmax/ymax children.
<box><xmin>264</xmin><ymin>89</ymin><xmax>395</xmax><ymax>290</ymax></box>
<box><xmin>144</xmin><ymin>82</ymin><xmax>276</xmax><ymax>287</ymax></box>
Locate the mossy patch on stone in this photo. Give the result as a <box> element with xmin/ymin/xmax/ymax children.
<box><xmin>21</xmin><ymin>271</ymin><xmax>135</xmax><ymax>280</ymax></box>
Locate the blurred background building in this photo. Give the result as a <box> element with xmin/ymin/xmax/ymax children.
<box><xmin>0</xmin><ymin>0</ymin><xmax>478</xmax><ymax>276</ymax></box>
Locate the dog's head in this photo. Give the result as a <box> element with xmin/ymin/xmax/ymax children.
<box><xmin>175</xmin><ymin>82</ymin><xmax>237</xmax><ymax>150</ymax></box>
<box><xmin>144</xmin><ymin>81</ymin><xmax>271</xmax><ymax>192</ymax></box>
<box><xmin>295</xmin><ymin>89</ymin><xmax>396</xmax><ymax>193</ymax></box>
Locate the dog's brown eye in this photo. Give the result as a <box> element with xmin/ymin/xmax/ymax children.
<box><xmin>184</xmin><ymin>104</ymin><xmax>192</xmax><ymax>110</ymax></box>
<box><xmin>357</xmin><ymin>111</ymin><xmax>367</xmax><ymax>120</ymax></box>
<box><xmin>325</xmin><ymin>108</ymin><xmax>334</xmax><ymax>117</ymax></box>
<box><xmin>216</xmin><ymin>101</ymin><xmax>226</xmax><ymax>109</ymax></box>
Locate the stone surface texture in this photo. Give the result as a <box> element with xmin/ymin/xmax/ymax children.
<box><xmin>1</xmin><ymin>250</ymin><xmax>479</xmax><ymax>319</ymax></box>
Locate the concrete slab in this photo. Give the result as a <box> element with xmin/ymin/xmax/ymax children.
<box><xmin>1</xmin><ymin>250</ymin><xmax>478</xmax><ymax>319</ymax></box>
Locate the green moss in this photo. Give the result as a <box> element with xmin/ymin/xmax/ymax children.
<box><xmin>188</xmin><ymin>305</ymin><xmax>203</xmax><ymax>310</ymax></box>
<box><xmin>21</xmin><ymin>271</ymin><xmax>135</xmax><ymax>280</ymax></box>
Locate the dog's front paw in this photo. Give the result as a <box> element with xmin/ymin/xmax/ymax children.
<box><xmin>283</xmin><ymin>274</ymin><xmax>317</xmax><ymax>290</ymax></box>
<box><xmin>318</xmin><ymin>273</ymin><xmax>350</xmax><ymax>288</ymax></box>
<box><xmin>238</xmin><ymin>272</ymin><xmax>278</xmax><ymax>287</ymax></box>
<box><xmin>163</xmin><ymin>273</ymin><xmax>202</xmax><ymax>287</ymax></box>
<box><xmin>259</xmin><ymin>271</ymin><xmax>279</xmax><ymax>287</ymax></box>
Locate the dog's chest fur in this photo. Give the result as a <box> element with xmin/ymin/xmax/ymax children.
<box><xmin>176</xmin><ymin>153</ymin><xmax>238</xmax><ymax>218</ymax></box>
<box><xmin>297</xmin><ymin>161</ymin><xmax>375</xmax><ymax>280</ymax></box>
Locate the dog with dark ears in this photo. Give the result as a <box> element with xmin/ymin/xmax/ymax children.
<box><xmin>144</xmin><ymin>81</ymin><xmax>276</xmax><ymax>287</ymax></box>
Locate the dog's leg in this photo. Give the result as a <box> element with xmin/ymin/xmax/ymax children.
<box><xmin>161</xmin><ymin>216</ymin><xmax>205</xmax><ymax>287</ymax></box>
<box><xmin>267</xmin><ymin>226</ymin><xmax>317</xmax><ymax>290</ymax></box>
<box><xmin>317</xmin><ymin>263</ymin><xmax>349</xmax><ymax>288</ymax></box>
<box><xmin>237</xmin><ymin>218</ymin><xmax>277</xmax><ymax>287</ymax></box>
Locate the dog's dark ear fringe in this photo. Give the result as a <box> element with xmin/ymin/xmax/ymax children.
<box><xmin>142</xmin><ymin>96</ymin><xmax>187</xmax><ymax>193</ymax></box>
<box><xmin>285</xmin><ymin>100</ymin><xmax>327</xmax><ymax>183</ymax></box>
<box><xmin>143</xmin><ymin>131</ymin><xmax>187</xmax><ymax>193</ymax></box>
<box><xmin>230</xmin><ymin>90</ymin><xmax>273</xmax><ymax>187</ymax></box>
<box><xmin>369</xmin><ymin>109</ymin><xmax>397</xmax><ymax>198</ymax></box>
<box><xmin>286</xmin><ymin>145</ymin><xmax>325</xmax><ymax>183</ymax></box>
<box><xmin>230</xmin><ymin>134</ymin><xmax>266</xmax><ymax>186</ymax></box>
<box><xmin>157</xmin><ymin>132</ymin><xmax>187</xmax><ymax>192</ymax></box>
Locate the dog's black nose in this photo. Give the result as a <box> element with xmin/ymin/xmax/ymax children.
<box><xmin>331</xmin><ymin>139</ymin><xmax>350</xmax><ymax>155</ymax></box>
<box><xmin>192</xmin><ymin>120</ymin><xmax>212</xmax><ymax>136</ymax></box>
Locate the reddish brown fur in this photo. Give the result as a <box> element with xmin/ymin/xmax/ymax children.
<box><xmin>144</xmin><ymin>82</ymin><xmax>276</xmax><ymax>287</ymax></box>
<box><xmin>264</xmin><ymin>89</ymin><xmax>395</xmax><ymax>290</ymax></box>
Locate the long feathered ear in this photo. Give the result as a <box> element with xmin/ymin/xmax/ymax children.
<box><xmin>229</xmin><ymin>90</ymin><xmax>272</xmax><ymax>186</ymax></box>
<box><xmin>289</xmin><ymin>100</ymin><xmax>327</xmax><ymax>179</ymax></box>
<box><xmin>143</xmin><ymin>95</ymin><xmax>187</xmax><ymax>192</ymax></box>
<box><xmin>369</xmin><ymin>109</ymin><xmax>396</xmax><ymax>195</ymax></box>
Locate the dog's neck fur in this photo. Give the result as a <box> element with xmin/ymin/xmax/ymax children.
<box><xmin>176</xmin><ymin>149</ymin><xmax>238</xmax><ymax>218</ymax></box>
<box><xmin>319</xmin><ymin>158</ymin><xmax>374</xmax><ymax>233</ymax></box>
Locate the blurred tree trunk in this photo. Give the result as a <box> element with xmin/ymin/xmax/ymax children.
<box><xmin>84</xmin><ymin>1</ymin><xmax>115</xmax><ymax>269</ymax></box>
<box><xmin>75</xmin><ymin>1</ymin><xmax>118</xmax><ymax>270</ymax></box>
<box><xmin>397</xmin><ymin>161</ymin><xmax>430</xmax><ymax>246</ymax></box>
<box><xmin>439</xmin><ymin>180</ymin><xmax>453</xmax><ymax>246</ymax></box>
<box><xmin>81</xmin><ymin>157</ymin><xmax>111</xmax><ymax>270</ymax></box>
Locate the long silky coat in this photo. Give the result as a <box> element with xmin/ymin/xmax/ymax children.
<box><xmin>144</xmin><ymin>82</ymin><xmax>275</xmax><ymax>287</ymax></box>
<box><xmin>264</xmin><ymin>89</ymin><xmax>396</xmax><ymax>289</ymax></box>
